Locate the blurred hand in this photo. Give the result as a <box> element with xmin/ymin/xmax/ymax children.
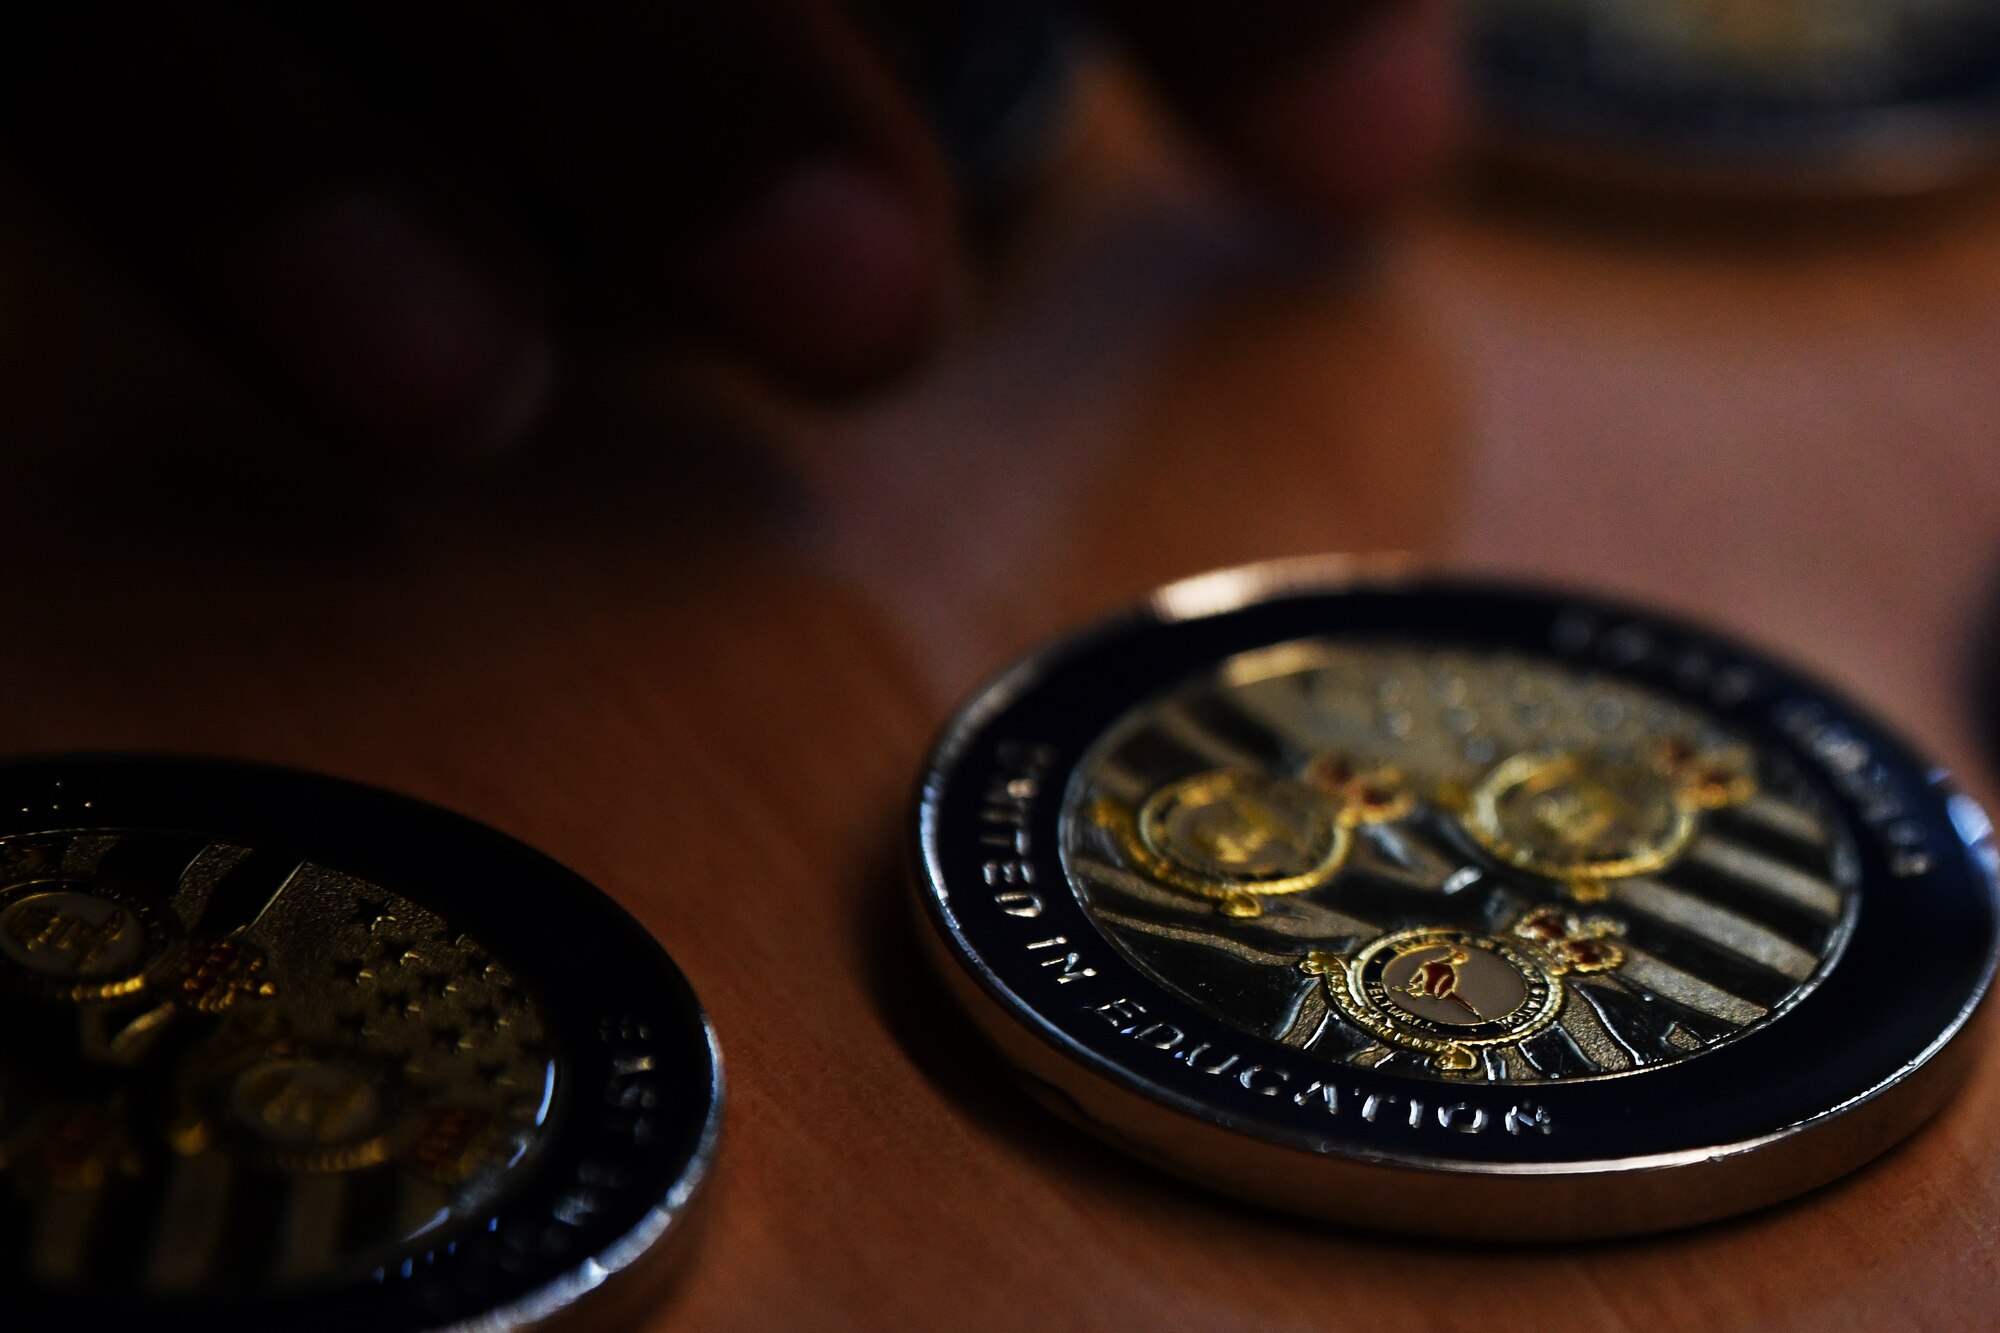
<box><xmin>0</xmin><ymin>2</ymin><xmax>1457</xmax><ymax>456</ymax></box>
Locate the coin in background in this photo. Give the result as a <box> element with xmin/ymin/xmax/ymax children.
<box><xmin>1473</xmin><ymin>0</ymin><xmax>2000</xmax><ymax>194</ymax></box>
<box><xmin>0</xmin><ymin>758</ymin><xmax>720</xmax><ymax>1331</ymax></box>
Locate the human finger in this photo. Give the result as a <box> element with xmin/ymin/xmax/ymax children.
<box><xmin>1092</xmin><ymin>0</ymin><xmax>1461</xmax><ymax>223</ymax></box>
<box><xmin>0</xmin><ymin>4</ymin><xmax>556</xmax><ymax>456</ymax></box>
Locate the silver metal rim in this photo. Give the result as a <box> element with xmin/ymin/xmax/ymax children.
<box><xmin>912</xmin><ymin>557</ymin><xmax>2000</xmax><ymax>1232</ymax></box>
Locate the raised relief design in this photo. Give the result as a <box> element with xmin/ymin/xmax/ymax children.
<box><xmin>1304</xmin><ymin>907</ymin><xmax>1626</xmax><ymax>1073</ymax></box>
<box><xmin>1064</xmin><ymin>642</ymin><xmax>1856</xmax><ymax>1084</ymax></box>
<box><xmin>1458</xmin><ymin>739</ymin><xmax>1754</xmax><ymax>902</ymax></box>
<box><xmin>1091</xmin><ymin>755</ymin><xmax>1411</xmax><ymax>917</ymax></box>
<box><xmin>0</xmin><ymin>829</ymin><xmax>558</xmax><ymax>1293</ymax></box>
<box><xmin>0</xmin><ymin>884</ymin><xmax>169</xmax><ymax>1002</ymax></box>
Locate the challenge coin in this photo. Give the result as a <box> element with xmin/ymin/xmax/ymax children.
<box><xmin>0</xmin><ymin>757</ymin><xmax>720</xmax><ymax>1329</ymax></box>
<box><xmin>1472</xmin><ymin>0</ymin><xmax>2000</xmax><ymax>194</ymax></box>
<box><xmin>912</xmin><ymin>561</ymin><xmax>1998</xmax><ymax>1237</ymax></box>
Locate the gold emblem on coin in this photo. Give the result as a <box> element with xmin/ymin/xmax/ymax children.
<box><xmin>1097</xmin><ymin>754</ymin><xmax>1412</xmax><ymax>917</ymax></box>
<box><xmin>0</xmin><ymin>883</ymin><xmax>173</xmax><ymax>1002</ymax></box>
<box><xmin>1306</xmin><ymin>907</ymin><xmax>1628</xmax><ymax>1074</ymax></box>
<box><xmin>223</xmin><ymin>1050</ymin><xmax>392</xmax><ymax>1172</ymax></box>
<box><xmin>1065</xmin><ymin>641</ymin><xmax>1852</xmax><ymax>1086</ymax></box>
<box><xmin>0</xmin><ymin>827</ymin><xmax>558</xmax><ymax>1289</ymax></box>
<box><xmin>1461</xmin><ymin>739</ymin><xmax>1755</xmax><ymax>901</ymax></box>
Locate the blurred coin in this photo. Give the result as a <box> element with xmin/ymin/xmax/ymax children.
<box><xmin>1473</xmin><ymin>0</ymin><xmax>2000</xmax><ymax>194</ymax></box>
<box><xmin>0</xmin><ymin>758</ymin><xmax>719</xmax><ymax>1331</ymax></box>
<box><xmin>912</xmin><ymin>560</ymin><xmax>1998</xmax><ymax>1237</ymax></box>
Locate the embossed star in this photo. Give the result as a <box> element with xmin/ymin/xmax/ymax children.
<box><xmin>430</xmin><ymin>1024</ymin><xmax>471</xmax><ymax>1053</ymax></box>
<box><xmin>344</xmin><ymin>896</ymin><xmax>391</xmax><ymax>929</ymax></box>
<box><xmin>370</xmin><ymin>985</ymin><xmax>411</xmax><ymax>1018</ymax></box>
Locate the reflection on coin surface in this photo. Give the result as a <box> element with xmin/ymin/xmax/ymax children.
<box><xmin>913</xmin><ymin>563</ymin><xmax>1999</xmax><ymax>1237</ymax></box>
<box><xmin>0</xmin><ymin>758</ymin><xmax>720</xmax><ymax>1331</ymax></box>
<box><xmin>1472</xmin><ymin>0</ymin><xmax>2000</xmax><ymax>193</ymax></box>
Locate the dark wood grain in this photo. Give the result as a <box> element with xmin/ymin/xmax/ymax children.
<box><xmin>2</xmin><ymin>68</ymin><xmax>1997</xmax><ymax>1332</ymax></box>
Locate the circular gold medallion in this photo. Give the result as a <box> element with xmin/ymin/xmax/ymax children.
<box><xmin>1125</xmin><ymin>770</ymin><xmax>1347</xmax><ymax>916</ymax></box>
<box><xmin>1461</xmin><ymin>743</ymin><xmax>1755</xmax><ymax>900</ymax></box>
<box><xmin>222</xmin><ymin>1050</ymin><xmax>392</xmax><ymax>1169</ymax></box>
<box><xmin>1310</xmin><ymin>928</ymin><xmax>1565</xmax><ymax>1074</ymax></box>
<box><xmin>1141</xmin><ymin>771</ymin><xmax>1337</xmax><ymax>885</ymax></box>
<box><xmin>1464</xmin><ymin>751</ymin><xmax>1693</xmax><ymax>887</ymax></box>
<box><xmin>0</xmin><ymin>881</ymin><xmax>173</xmax><ymax>1002</ymax></box>
<box><xmin>1100</xmin><ymin>759</ymin><xmax>1413</xmax><ymax>918</ymax></box>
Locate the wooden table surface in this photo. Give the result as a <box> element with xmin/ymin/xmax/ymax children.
<box><xmin>4</xmin><ymin>70</ymin><xmax>1999</xmax><ymax>1332</ymax></box>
